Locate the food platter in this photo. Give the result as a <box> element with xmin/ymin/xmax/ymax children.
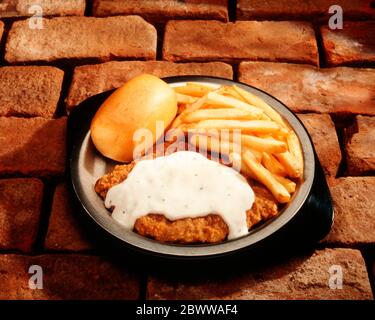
<box><xmin>67</xmin><ymin>76</ymin><xmax>333</xmax><ymax>261</ymax></box>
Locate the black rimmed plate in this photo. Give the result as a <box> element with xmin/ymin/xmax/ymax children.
<box><xmin>67</xmin><ymin>76</ymin><xmax>333</xmax><ymax>263</ymax></box>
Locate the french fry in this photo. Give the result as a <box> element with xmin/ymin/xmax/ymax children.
<box><xmin>176</xmin><ymin>93</ymin><xmax>197</xmax><ymax>104</ymax></box>
<box><xmin>241</xmin><ymin>135</ymin><xmax>287</xmax><ymax>153</ymax></box>
<box><xmin>186</xmin><ymin>82</ymin><xmax>215</xmax><ymax>89</ymax></box>
<box><xmin>207</xmin><ymin>92</ymin><xmax>263</xmax><ymax>116</ymax></box>
<box><xmin>229</xmin><ymin>152</ymin><xmax>257</xmax><ymax>180</ymax></box>
<box><xmin>233</xmin><ymin>85</ymin><xmax>288</xmax><ymax>127</ymax></box>
<box><xmin>174</xmin><ymin>83</ymin><xmax>214</xmax><ymax>97</ymax></box>
<box><xmin>279</xmin><ymin>127</ymin><xmax>290</xmax><ymax>136</ymax></box>
<box><xmin>274</xmin><ymin>151</ymin><xmax>302</xmax><ymax>179</ymax></box>
<box><xmin>182</xmin><ymin>108</ymin><xmax>260</xmax><ymax>123</ymax></box>
<box><xmin>218</xmin><ymin>86</ymin><xmax>247</xmax><ymax>102</ymax></box>
<box><xmin>287</xmin><ymin>131</ymin><xmax>304</xmax><ymax>176</ymax></box>
<box><xmin>242</xmin><ymin>150</ymin><xmax>290</xmax><ymax>203</ymax></box>
<box><xmin>177</xmin><ymin>103</ymin><xmax>187</xmax><ymax>114</ymax></box>
<box><xmin>273</xmin><ymin>175</ymin><xmax>296</xmax><ymax>193</ymax></box>
<box><xmin>240</xmin><ymin>159</ymin><xmax>257</xmax><ymax>180</ymax></box>
<box><xmin>190</xmin><ymin>134</ymin><xmax>241</xmax><ymax>156</ymax></box>
<box><xmin>190</xmin><ymin>133</ymin><xmax>261</xmax><ymax>162</ymax></box>
<box><xmin>170</xmin><ymin>96</ymin><xmax>207</xmax><ymax>128</ymax></box>
<box><xmin>200</xmin><ymin>104</ymin><xmax>230</xmax><ymax>109</ymax></box>
<box><xmin>249</xmin><ymin>148</ymin><xmax>262</xmax><ymax>162</ymax></box>
<box><xmin>262</xmin><ymin>152</ymin><xmax>287</xmax><ymax>176</ymax></box>
<box><xmin>192</xmin><ymin>119</ymin><xmax>282</xmax><ymax>134</ymax></box>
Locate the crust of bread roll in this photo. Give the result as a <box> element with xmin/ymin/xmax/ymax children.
<box><xmin>90</xmin><ymin>74</ymin><xmax>177</xmax><ymax>162</ymax></box>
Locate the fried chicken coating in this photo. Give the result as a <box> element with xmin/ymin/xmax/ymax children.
<box><xmin>95</xmin><ymin>162</ymin><xmax>279</xmax><ymax>243</ymax></box>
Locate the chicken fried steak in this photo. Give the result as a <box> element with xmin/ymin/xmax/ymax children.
<box><xmin>95</xmin><ymin>163</ymin><xmax>279</xmax><ymax>243</ymax></box>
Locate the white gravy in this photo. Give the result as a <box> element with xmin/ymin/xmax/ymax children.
<box><xmin>105</xmin><ymin>151</ymin><xmax>255</xmax><ymax>240</ymax></box>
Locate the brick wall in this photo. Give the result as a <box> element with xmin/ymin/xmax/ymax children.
<box><xmin>0</xmin><ymin>0</ymin><xmax>374</xmax><ymax>300</ymax></box>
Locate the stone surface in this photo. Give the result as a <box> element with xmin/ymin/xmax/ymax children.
<box><xmin>5</xmin><ymin>16</ymin><xmax>157</xmax><ymax>63</ymax></box>
<box><xmin>324</xmin><ymin>177</ymin><xmax>375</xmax><ymax>246</ymax></box>
<box><xmin>45</xmin><ymin>184</ymin><xmax>93</xmax><ymax>251</ymax></box>
<box><xmin>346</xmin><ymin>116</ymin><xmax>375</xmax><ymax>176</ymax></box>
<box><xmin>0</xmin><ymin>179</ymin><xmax>43</xmax><ymax>252</ymax></box>
<box><xmin>0</xmin><ymin>117</ymin><xmax>66</xmax><ymax>177</ymax></box>
<box><xmin>0</xmin><ymin>66</ymin><xmax>63</xmax><ymax>118</ymax></box>
<box><xmin>93</xmin><ymin>0</ymin><xmax>228</xmax><ymax>22</ymax></box>
<box><xmin>66</xmin><ymin>60</ymin><xmax>233</xmax><ymax>109</ymax></box>
<box><xmin>237</xmin><ymin>0</ymin><xmax>375</xmax><ymax>20</ymax></box>
<box><xmin>0</xmin><ymin>21</ymin><xmax>3</xmax><ymax>40</ymax></box>
<box><xmin>0</xmin><ymin>254</ymin><xmax>140</xmax><ymax>299</ymax></box>
<box><xmin>321</xmin><ymin>22</ymin><xmax>375</xmax><ymax>66</ymax></box>
<box><xmin>163</xmin><ymin>20</ymin><xmax>318</xmax><ymax>65</ymax></box>
<box><xmin>298</xmin><ymin>114</ymin><xmax>341</xmax><ymax>177</ymax></box>
<box><xmin>147</xmin><ymin>248</ymin><xmax>373</xmax><ymax>300</ymax></box>
<box><xmin>0</xmin><ymin>0</ymin><xmax>85</xmax><ymax>17</ymax></box>
<box><xmin>239</xmin><ymin>61</ymin><xmax>375</xmax><ymax>115</ymax></box>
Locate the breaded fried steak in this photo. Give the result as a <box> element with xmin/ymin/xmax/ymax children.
<box><xmin>95</xmin><ymin>163</ymin><xmax>279</xmax><ymax>244</ymax></box>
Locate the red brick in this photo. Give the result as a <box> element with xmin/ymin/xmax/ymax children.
<box><xmin>93</xmin><ymin>0</ymin><xmax>228</xmax><ymax>22</ymax></box>
<box><xmin>66</xmin><ymin>61</ymin><xmax>233</xmax><ymax>109</ymax></box>
<box><xmin>163</xmin><ymin>20</ymin><xmax>318</xmax><ymax>65</ymax></box>
<box><xmin>5</xmin><ymin>16</ymin><xmax>156</xmax><ymax>63</ymax></box>
<box><xmin>0</xmin><ymin>0</ymin><xmax>85</xmax><ymax>18</ymax></box>
<box><xmin>298</xmin><ymin>114</ymin><xmax>341</xmax><ymax>177</ymax></box>
<box><xmin>45</xmin><ymin>184</ymin><xmax>93</xmax><ymax>251</ymax></box>
<box><xmin>237</xmin><ymin>0</ymin><xmax>375</xmax><ymax>20</ymax></box>
<box><xmin>147</xmin><ymin>248</ymin><xmax>372</xmax><ymax>300</ymax></box>
<box><xmin>0</xmin><ymin>66</ymin><xmax>63</xmax><ymax>118</ymax></box>
<box><xmin>321</xmin><ymin>22</ymin><xmax>375</xmax><ymax>67</ymax></box>
<box><xmin>324</xmin><ymin>177</ymin><xmax>375</xmax><ymax>246</ymax></box>
<box><xmin>0</xmin><ymin>254</ymin><xmax>140</xmax><ymax>299</ymax></box>
<box><xmin>0</xmin><ymin>179</ymin><xmax>43</xmax><ymax>252</ymax></box>
<box><xmin>239</xmin><ymin>61</ymin><xmax>375</xmax><ymax>115</ymax></box>
<box><xmin>345</xmin><ymin>116</ymin><xmax>375</xmax><ymax>176</ymax></box>
<box><xmin>0</xmin><ymin>21</ymin><xmax>3</xmax><ymax>39</ymax></box>
<box><xmin>0</xmin><ymin>117</ymin><xmax>66</xmax><ymax>177</ymax></box>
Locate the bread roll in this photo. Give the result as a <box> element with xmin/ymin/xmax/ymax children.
<box><xmin>90</xmin><ymin>74</ymin><xmax>177</xmax><ymax>162</ymax></box>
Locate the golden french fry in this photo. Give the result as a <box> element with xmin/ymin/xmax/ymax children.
<box><xmin>206</xmin><ymin>92</ymin><xmax>263</xmax><ymax>116</ymax></box>
<box><xmin>170</xmin><ymin>96</ymin><xmax>207</xmax><ymax>128</ymax></box>
<box><xmin>279</xmin><ymin>127</ymin><xmax>290</xmax><ymax>136</ymax></box>
<box><xmin>182</xmin><ymin>108</ymin><xmax>260</xmax><ymax>123</ymax></box>
<box><xmin>262</xmin><ymin>152</ymin><xmax>287</xmax><ymax>176</ymax></box>
<box><xmin>176</xmin><ymin>93</ymin><xmax>197</xmax><ymax>104</ymax></box>
<box><xmin>174</xmin><ymin>83</ymin><xmax>214</xmax><ymax>97</ymax></box>
<box><xmin>233</xmin><ymin>85</ymin><xmax>288</xmax><ymax>127</ymax></box>
<box><xmin>177</xmin><ymin>104</ymin><xmax>187</xmax><ymax>114</ymax></box>
<box><xmin>242</xmin><ymin>150</ymin><xmax>290</xmax><ymax>203</ymax></box>
<box><xmin>287</xmin><ymin>131</ymin><xmax>304</xmax><ymax>176</ymax></box>
<box><xmin>200</xmin><ymin>104</ymin><xmax>227</xmax><ymax>109</ymax></box>
<box><xmin>242</xmin><ymin>146</ymin><xmax>262</xmax><ymax>162</ymax></box>
<box><xmin>241</xmin><ymin>135</ymin><xmax>288</xmax><ymax>153</ymax></box>
<box><xmin>273</xmin><ymin>175</ymin><xmax>297</xmax><ymax>193</ymax></box>
<box><xmin>190</xmin><ymin>134</ymin><xmax>242</xmax><ymax>156</ymax></box>
<box><xmin>186</xmin><ymin>82</ymin><xmax>216</xmax><ymax>94</ymax></box>
<box><xmin>192</xmin><ymin>119</ymin><xmax>281</xmax><ymax>134</ymax></box>
<box><xmin>240</xmin><ymin>160</ymin><xmax>256</xmax><ymax>180</ymax></box>
<box><xmin>218</xmin><ymin>86</ymin><xmax>247</xmax><ymax>101</ymax></box>
<box><xmin>229</xmin><ymin>152</ymin><xmax>257</xmax><ymax>180</ymax></box>
<box><xmin>274</xmin><ymin>151</ymin><xmax>302</xmax><ymax>179</ymax></box>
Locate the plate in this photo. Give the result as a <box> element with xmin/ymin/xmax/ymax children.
<box><xmin>67</xmin><ymin>76</ymin><xmax>333</xmax><ymax>261</ymax></box>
